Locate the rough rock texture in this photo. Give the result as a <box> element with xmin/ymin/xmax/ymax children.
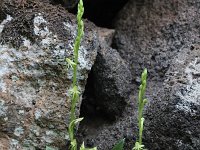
<box><xmin>78</xmin><ymin>0</ymin><xmax>200</xmax><ymax>149</ymax></box>
<box><xmin>0</xmin><ymin>1</ymin><xmax>98</xmax><ymax>149</ymax></box>
<box><xmin>113</xmin><ymin>0</ymin><xmax>200</xmax><ymax>149</ymax></box>
<box><xmin>92</xmin><ymin>28</ymin><xmax>133</xmax><ymax>118</ymax></box>
<box><xmin>77</xmin><ymin>28</ymin><xmax>135</xmax><ymax>150</ymax></box>
<box><xmin>144</xmin><ymin>46</ymin><xmax>200</xmax><ymax>150</ymax></box>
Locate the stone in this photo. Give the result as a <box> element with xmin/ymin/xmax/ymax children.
<box><xmin>77</xmin><ymin>28</ymin><xmax>134</xmax><ymax>150</ymax></box>
<box><xmin>91</xmin><ymin>28</ymin><xmax>133</xmax><ymax>118</ymax></box>
<box><xmin>78</xmin><ymin>0</ymin><xmax>200</xmax><ymax>149</ymax></box>
<box><xmin>113</xmin><ymin>0</ymin><xmax>200</xmax><ymax>149</ymax></box>
<box><xmin>144</xmin><ymin>47</ymin><xmax>200</xmax><ymax>150</ymax></box>
<box><xmin>0</xmin><ymin>1</ymin><xmax>98</xmax><ymax>149</ymax></box>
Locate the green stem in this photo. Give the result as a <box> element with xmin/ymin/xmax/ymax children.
<box><xmin>70</xmin><ymin>96</ymin><xmax>77</xmax><ymax>123</ymax></box>
<box><xmin>137</xmin><ymin>69</ymin><xmax>147</xmax><ymax>146</ymax></box>
<box><xmin>67</xmin><ymin>0</ymin><xmax>84</xmax><ymax>149</ymax></box>
<box><xmin>138</xmin><ymin>108</ymin><xmax>143</xmax><ymax>144</ymax></box>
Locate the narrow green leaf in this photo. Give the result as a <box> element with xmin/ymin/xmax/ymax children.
<box><xmin>74</xmin><ymin>117</ymin><xmax>84</xmax><ymax>124</ymax></box>
<box><xmin>69</xmin><ymin>118</ymin><xmax>84</xmax><ymax>141</ymax></box>
<box><xmin>66</xmin><ymin>58</ymin><xmax>76</xmax><ymax>69</ymax></box>
<box><xmin>112</xmin><ymin>139</ymin><xmax>125</xmax><ymax>150</ymax></box>
<box><xmin>80</xmin><ymin>142</ymin><xmax>85</xmax><ymax>150</ymax></box>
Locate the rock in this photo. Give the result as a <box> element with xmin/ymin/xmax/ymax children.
<box><xmin>77</xmin><ymin>28</ymin><xmax>134</xmax><ymax>149</ymax></box>
<box><xmin>91</xmin><ymin>28</ymin><xmax>132</xmax><ymax>118</ymax></box>
<box><xmin>145</xmin><ymin>47</ymin><xmax>200</xmax><ymax>150</ymax></box>
<box><xmin>0</xmin><ymin>1</ymin><xmax>98</xmax><ymax>149</ymax></box>
<box><xmin>8</xmin><ymin>0</ymin><xmax>78</xmax><ymax>9</ymax></box>
<box><xmin>78</xmin><ymin>0</ymin><xmax>200</xmax><ymax>149</ymax></box>
<box><xmin>112</xmin><ymin>0</ymin><xmax>200</xmax><ymax>149</ymax></box>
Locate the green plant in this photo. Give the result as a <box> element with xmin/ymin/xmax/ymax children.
<box><xmin>133</xmin><ymin>69</ymin><xmax>148</xmax><ymax>150</ymax></box>
<box><xmin>112</xmin><ymin>139</ymin><xmax>125</xmax><ymax>150</ymax></box>
<box><xmin>66</xmin><ymin>0</ymin><xmax>84</xmax><ymax>149</ymax></box>
<box><xmin>111</xmin><ymin>69</ymin><xmax>148</xmax><ymax>150</ymax></box>
<box><xmin>66</xmin><ymin>0</ymin><xmax>96</xmax><ymax>149</ymax></box>
<box><xmin>66</xmin><ymin>0</ymin><xmax>148</xmax><ymax>149</ymax></box>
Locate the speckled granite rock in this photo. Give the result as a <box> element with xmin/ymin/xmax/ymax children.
<box><xmin>0</xmin><ymin>1</ymin><xmax>98</xmax><ymax>149</ymax></box>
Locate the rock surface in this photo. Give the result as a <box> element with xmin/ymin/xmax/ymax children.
<box><xmin>92</xmin><ymin>28</ymin><xmax>132</xmax><ymax>118</ymax></box>
<box><xmin>77</xmin><ymin>0</ymin><xmax>200</xmax><ymax>149</ymax></box>
<box><xmin>0</xmin><ymin>1</ymin><xmax>98</xmax><ymax>149</ymax></box>
<box><xmin>77</xmin><ymin>28</ymin><xmax>135</xmax><ymax>150</ymax></box>
<box><xmin>1</xmin><ymin>0</ymin><xmax>200</xmax><ymax>149</ymax></box>
<box><xmin>114</xmin><ymin>0</ymin><xmax>200</xmax><ymax>149</ymax></box>
<box><xmin>145</xmin><ymin>46</ymin><xmax>200</xmax><ymax>150</ymax></box>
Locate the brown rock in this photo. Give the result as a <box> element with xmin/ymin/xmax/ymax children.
<box><xmin>0</xmin><ymin>1</ymin><xmax>98</xmax><ymax>149</ymax></box>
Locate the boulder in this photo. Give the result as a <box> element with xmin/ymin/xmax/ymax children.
<box><xmin>145</xmin><ymin>46</ymin><xmax>200</xmax><ymax>150</ymax></box>
<box><xmin>78</xmin><ymin>0</ymin><xmax>200</xmax><ymax>149</ymax></box>
<box><xmin>77</xmin><ymin>28</ymin><xmax>134</xmax><ymax>150</ymax></box>
<box><xmin>92</xmin><ymin>28</ymin><xmax>133</xmax><ymax>118</ymax></box>
<box><xmin>0</xmin><ymin>1</ymin><xmax>98</xmax><ymax>149</ymax></box>
<box><xmin>113</xmin><ymin>0</ymin><xmax>200</xmax><ymax>149</ymax></box>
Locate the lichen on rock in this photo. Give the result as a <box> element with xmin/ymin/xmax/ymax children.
<box><xmin>0</xmin><ymin>1</ymin><xmax>98</xmax><ymax>149</ymax></box>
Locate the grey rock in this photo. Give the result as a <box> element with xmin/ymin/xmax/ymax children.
<box><xmin>79</xmin><ymin>0</ymin><xmax>200</xmax><ymax>149</ymax></box>
<box><xmin>92</xmin><ymin>28</ymin><xmax>132</xmax><ymax>118</ymax></box>
<box><xmin>0</xmin><ymin>1</ymin><xmax>98</xmax><ymax>149</ymax></box>
<box><xmin>77</xmin><ymin>28</ymin><xmax>134</xmax><ymax>150</ymax></box>
<box><xmin>145</xmin><ymin>47</ymin><xmax>200</xmax><ymax>150</ymax></box>
<box><xmin>112</xmin><ymin>0</ymin><xmax>200</xmax><ymax>149</ymax></box>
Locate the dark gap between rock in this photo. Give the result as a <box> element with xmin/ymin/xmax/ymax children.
<box><xmin>79</xmin><ymin>68</ymin><xmax>115</xmax><ymax>125</ymax></box>
<box><xmin>69</xmin><ymin>0</ymin><xmax>129</xmax><ymax>28</ymax></box>
<box><xmin>77</xmin><ymin>68</ymin><xmax>116</xmax><ymax>147</ymax></box>
<box><xmin>73</xmin><ymin>0</ymin><xmax>130</xmax><ymax>147</ymax></box>
<box><xmin>0</xmin><ymin>8</ymin><xmax>6</xmax><ymax>23</ymax></box>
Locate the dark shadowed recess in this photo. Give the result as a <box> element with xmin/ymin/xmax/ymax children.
<box><xmin>75</xmin><ymin>0</ymin><xmax>130</xmax><ymax>125</ymax></box>
<box><xmin>76</xmin><ymin>69</ymin><xmax>115</xmax><ymax>147</ymax></box>
<box><xmin>0</xmin><ymin>7</ymin><xmax>6</xmax><ymax>23</ymax></box>
<box><xmin>69</xmin><ymin>0</ymin><xmax>129</xmax><ymax>28</ymax></box>
<box><xmin>79</xmin><ymin>69</ymin><xmax>115</xmax><ymax>123</ymax></box>
<box><xmin>73</xmin><ymin>0</ymin><xmax>129</xmax><ymax>146</ymax></box>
